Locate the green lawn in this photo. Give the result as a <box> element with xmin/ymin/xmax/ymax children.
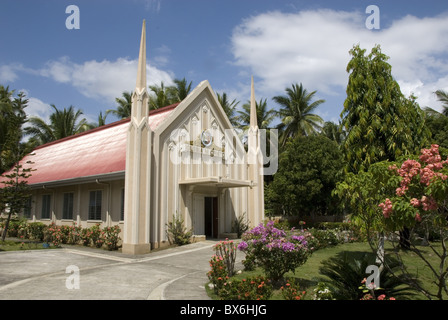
<box><xmin>216</xmin><ymin>241</ymin><xmax>446</xmax><ymax>300</ymax></box>
<box><xmin>0</xmin><ymin>239</ymin><xmax>56</xmax><ymax>251</ymax></box>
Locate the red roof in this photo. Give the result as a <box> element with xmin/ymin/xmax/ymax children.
<box><xmin>1</xmin><ymin>104</ymin><xmax>178</xmax><ymax>187</ymax></box>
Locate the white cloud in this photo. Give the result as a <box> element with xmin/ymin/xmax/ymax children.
<box><xmin>231</xmin><ymin>9</ymin><xmax>448</xmax><ymax>113</ymax></box>
<box><xmin>0</xmin><ymin>64</ymin><xmax>21</xmax><ymax>82</ymax></box>
<box><xmin>26</xmin><ymin>97</ymin><xmax>53</xmax><ymax>122</ymax></box>
<box><xmin>39</xmin><ymin>57</ymin><xmax>174</xmax><ymax>103</ymax></box>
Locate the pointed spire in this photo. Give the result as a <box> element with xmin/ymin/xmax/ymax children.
<box><xmin>250</xmin><ymin>76</ymin><xmax>258</xmax><ymax>128</ymax></box>
<box><xmin>136</xmin><ymin>20</ymin><xmax>147</xmax><ymax>92</ymax></box>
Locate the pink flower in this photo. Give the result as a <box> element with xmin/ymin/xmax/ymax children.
<box><xmin>415</xmin><ymin>213</ymin><xmax>421</xmax><ymax>222</ymax></box>
<box><xmin>379</xmin><ymin>198</ymin><xmax>393</xmax><ymax>218</ymax></box>
<box><xmin>410</xmin><ymin>198</ymin><xmax>420</xmax><ymax>207</ymax></box>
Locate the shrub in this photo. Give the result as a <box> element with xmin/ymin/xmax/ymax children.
<box><xmin>309</xmin><ymin>228</ymin><xmax>342</xmax><ymax>249</ymax></box>
<box><xmin>238</xmin><ymin>220</ymin><xmax>312</xmax><ymax>282</ymax></box>
<box><xmin>207</xmin><ymin>254</ymin><xmax>228</xmax><ymax>295</ymax></box>
<box><xmin>280</xmin><ymin>278</ymin><xmax>306</xmax><ymax>300</ymax></box>
<box><xmin>43</xmin><ymin>223</ymin><xmax>64</xmax><ymax>247</ymax></box>
<box><xmin>231</xmin><ymin>212</ymin><xmax>250</xmax><ymax>238</ymax></box>
<box><xmin>88</xmin><ymin>224</ymin><xmax>104</xmax><ymax>248</ymax></box>
<box><xmin>166</xmin><ymin>214</ymin><xmax>192</xmax><ymax>246</ymax></box>
<box><xmin>213</xmin><ymin>239</ymin><xmax>237</xmax><ymax>277</ymax></box>
<box><xmin>219</xmin><ymin>276</ymin><xmax>273</xmax><ymax>300</ymax></box>
<box><xmin>103</xmin><ymin>225</ymin><xmax>121</xmax><ymax>250</ymax></box>
<box><xmin>313</xmin><ymin>282</ymin><xmax>335</xmax><ymax>300</ymax></box>
<box><xmin>318</xmin><ymin>251</ymin><xmax>417</xmax><ymax>300</ymax></box>
<box><xmin>27</xmin><ymin>222</ymin><xmax>46</xmax><ymax>241</ymax></box>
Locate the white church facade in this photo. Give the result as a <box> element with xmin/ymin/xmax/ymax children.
<box><xmin>2</xmin><ymin>21</ymin><xmax>266</xmax><ymax>254</ymax></box>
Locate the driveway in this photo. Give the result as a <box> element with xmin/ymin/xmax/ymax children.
<box><xmin>0</xmin><ymin>240</ymin><xmax>242</xmax><ymax>300</ymax></box>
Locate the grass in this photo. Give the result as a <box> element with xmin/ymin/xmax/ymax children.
<box><xmin>0</xmin><ymin>239</ymin><xmax>58</xmax><ymax>251</ymax></box>
<box><xmin>209</xmin><ymin>241</ymin><xmax>447</xmax><ymax>300</ymax></box>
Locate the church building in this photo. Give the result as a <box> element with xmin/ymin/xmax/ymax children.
<box><xmin>1</xmin><ymin>21</ymin><xmax>265</xmax><ymax>254</ymax></box>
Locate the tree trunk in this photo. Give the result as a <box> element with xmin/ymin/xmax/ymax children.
<box><xmin>399</xmin><ymin>227</ymin><xmax>411</xmax><ymax>250</ymax></box>
<box><xmin>1</xmin><ymin>211</ymin><xmax>12</xmax><ymax>242</ymax></box>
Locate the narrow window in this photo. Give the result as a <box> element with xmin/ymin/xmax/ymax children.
<box><xmin>42</xmin><ymin>194</ymin><xmax>51</xmax><ymax>219</ymax></box>
<box><xmin>63</xmin><ymin>193</ymin><xmax>74</xmax><ymax>219</ymax></box>
<box><xmin>120</xmin><ymin>188</ymin><xmax>125</xmax><ymax>221</ymax></box>
<box><xmin>23</xmin><ymin>196</ymin><xmax>32</xmax><ymax>218</ymax></box>
<box><xmin>88</xmin><ymin>190</ymin><xmax>102</xmax><ymax>220</ymax></box>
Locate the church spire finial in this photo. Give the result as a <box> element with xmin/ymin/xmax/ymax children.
<box><xmin>250</xmin><ymin>76</ymin><xmax>258</xmax><ymax>128</ymax></box>
<box><xmin>136</xmin><ymin>20</ymin><xmax>147</xmax><ymax>92</ymax></box>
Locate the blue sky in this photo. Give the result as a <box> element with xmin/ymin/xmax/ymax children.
<box><xmin>1</xmin><ymin>0</ymin><xmax>448</xmax><ymax>127</ymax></box>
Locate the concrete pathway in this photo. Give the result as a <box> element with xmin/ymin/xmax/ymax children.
<box><xmin>0</xmin><ymin>240</ymin><xmax>243</xmax><ymax>300</ymax></box>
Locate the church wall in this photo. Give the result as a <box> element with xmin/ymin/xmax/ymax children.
<box><xmin>21</xmin><ymin>179</ymin><xmax>125</xmax><ymax>234</ymax></box>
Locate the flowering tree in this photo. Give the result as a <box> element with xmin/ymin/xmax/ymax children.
<box><xmin>238</xmin><ymin>221</ymin><xmax>312</xmax><ymax>282</ymax></box>
<box><xmin>378</xmin><ymin>144</ymin><xmax>448</xmax><ymax>300</ymax></box>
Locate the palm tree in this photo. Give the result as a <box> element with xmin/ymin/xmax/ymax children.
<box><xmin>106</xmin><ymin>91</ymin><xmax>132</xmax><ymax>119</ymax></box>
<box><xmin>237</xmin><ymin>98</ymin><xmax>276</xmax><ymax>131</ymax></box>
<box><xmin>149</xmin><ymin>82</ymin><xmax>172</xmax><ymax>110</ymax></box>
<box><xmin>25</xmin><ymin>104</ymin><xmax>89</xmax><ymax>146</ymax></box>
<box><xmin>216</xmin><ymin>92</ymin><xmax>239</xmax><ymax>127</ymax></box>
<box><xmin>321</xmin><ymin>121</ymin><xmax>345</xmax><ymax>145</ymax></box>
<box><xmin>273</xmin><ymin>83</ymin><xmax>324</xmax><ymax>147</ymax></box>
<box><xmin>435</xmin><ymin>89</ymin><xmax>448</xmax><ymax>116</ymax></box>
<box><xmin>169</xmin><ymin>78</ymin><xmax>192</xmax><ymax>102</ymax></box>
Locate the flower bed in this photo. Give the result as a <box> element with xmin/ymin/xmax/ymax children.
<box><xmin>1</xmin><ymin>219</ymin><xmax>121</xmax><ymax>251</ymax></box>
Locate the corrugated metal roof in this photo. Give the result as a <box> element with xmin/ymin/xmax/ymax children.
<box><xmin>1</xmin><ymin>103</ymin><xmax>178</xmax><ymax>187</ymax></box>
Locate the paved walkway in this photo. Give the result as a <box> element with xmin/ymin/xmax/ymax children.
<box><xmin>0</xmin><ymin>240</ymin><xmax>243</xmax><ymax>300</ymax></box>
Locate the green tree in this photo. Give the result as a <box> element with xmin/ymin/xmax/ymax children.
<box><xmin>106</xmin><ymin>91</ymin><xmax>132</xmax><ymax>119</ymax></box>
<box><xmin>340</xmin><ymin>44</ymin><xmax>430</xmax><ymax>173</ymax></box>
<box><xmin>25</xmin><ymin>104</ymin><xmax>89</xmax><ymax>146</ymax></box>
<box><xmin>0</xmin><ymin>156</ymin><xmax>34</xmax><ymax>241</ymax></box>
<box><xmin>265</xmin><ymin>135</ymin><xmax>344</xmax><ymax>217</ymax></box>
<box><xmin>423</xmin><ymin>107</ymin><xmax>448</xmax><ymax>149</ymax></box>
<box><xmin>237</xmin><ymin>98</ymin><xmax>277</xmax><ymax>132</ymax></box>
<box><xmin>169</xmin><ymin>78</ymin><xmax>192</xmax><ymax>102</ymax></box>
<box><xmin>216</xmin><ymin>92</ymin><xmax>239</xmax><ymax>127</ymax></box>
<box><xmin>149</xmin><ymin>82</ymin><xmax>172</xmax><ymax>110</ymax></box>
<box><xmin>0</xmin><ymin>86</ymin><xmax>29</xmax><ymax>174</ymax></box>
<box><xmin>435</xmin><ymin>89</ymin><xmax>448</xmax><ymax>117</ymax></box>
<box><xmin>320</xmin><ymin>121</ymin><xmax>346</xmax><ymax>145</ymax></box>
<box><xmin>273</xmin><ymin>83</ymin><xmax>324</xmax><ymax>148</ymax></box>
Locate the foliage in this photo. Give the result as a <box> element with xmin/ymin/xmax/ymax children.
<box><xmin>266</xmin><ymin>135</ymin><xmax>344</xmax><ymax>216</ymax></box>
<box><xmin>318</xmin><ymin>251</ymin><xmax>417</xmax><ymax>300</ymax></box>
<box><xmin>43</xmin><ymin>222</ymin><xmax>64</xmax><ymax>247</ymax></box>
<box><xmin>0</xmin><ymin>86</ymin><xmax>30</xmax><ymax>174</ymax></box>
<box><xmin>0</xmin><ymin>159</ymin><xmax>34</xmax><ymax>241</ymax></box>
<box><xmin>216</xmin><ymin>92</ymin><xmax>240</xmax><ymax>127</ymax></box>
<box><xmin>26</xmin><ymin>222</ymin><xmax>46</xmax><ymax>241</ymax></box>
<box><xmin>238</xmin><ymin>220</ymin><xmax>312</xmax><ymax>282</ymax></box>
<box><xmin>102</xmin><ymin>225</ymin><xmax>121</xmax><ymax>250</ymax></box>
<box><xmin>424</xmin><ymin>110</ymin><xmax>448</xmax><ymax>149</ymax></box>
<box><xmin>359</xmin><ymin>277</ymin><xmax>396</xmax><ymax>300</ymax></box>
<box><xmin>25</xmin><ymin>104</ymin><xmax>90</xmax><ymax>146</ymax></box>
<box><xmin>213</xmin><ymin>239</ymin><xmax>237</xmax><ymax>277</ymax></box>
<box><xmin>273</xmin><ymin>82</ymin><xmax>324</xmax><ymax>148</ymax></box>
<box><xmin>166</xmin><ymin>214</ymin><xmax>192</xmax><ymax>246</ymax></box>
<box><xmin>207</xmin><ymin>254</ymin><xmax>228</xmax><ymax>295</ymax></box>
<box><xmin>376</xmin><ymin>144</ymin><xmax>448</xmax><ymax>299</ymax></box>
<box><xmin>280</xmin><ymin>277</ymin><xmax>306</xmax><ymax>300</ymax></box>
<box><xmin>3</xmin><ymin>219</ymin><xmax>122</xmax><ymax>250</ymax></box>
<box><xmin>333</xmin><ymin>160</ymin><xmax>399</xmax><ymax>238</ymax></box>
<box><xmin>340</xmin><ymin>44</ymin><xmax>430</xmax><ymax>173</ymax></box>
<box><xmin>218</xmin><ymin>276</ymin><xmax>273</xmax><ymax>300</ymax></box>
<box><xmin>231</xmin><ymin>212</ymin><xmax>250</xmax><ymax>238</ymax></box>
<box><xmin>313</xmin><ymin>282</ymin><xmax>335</xmax><ymax>300</ymax></box>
